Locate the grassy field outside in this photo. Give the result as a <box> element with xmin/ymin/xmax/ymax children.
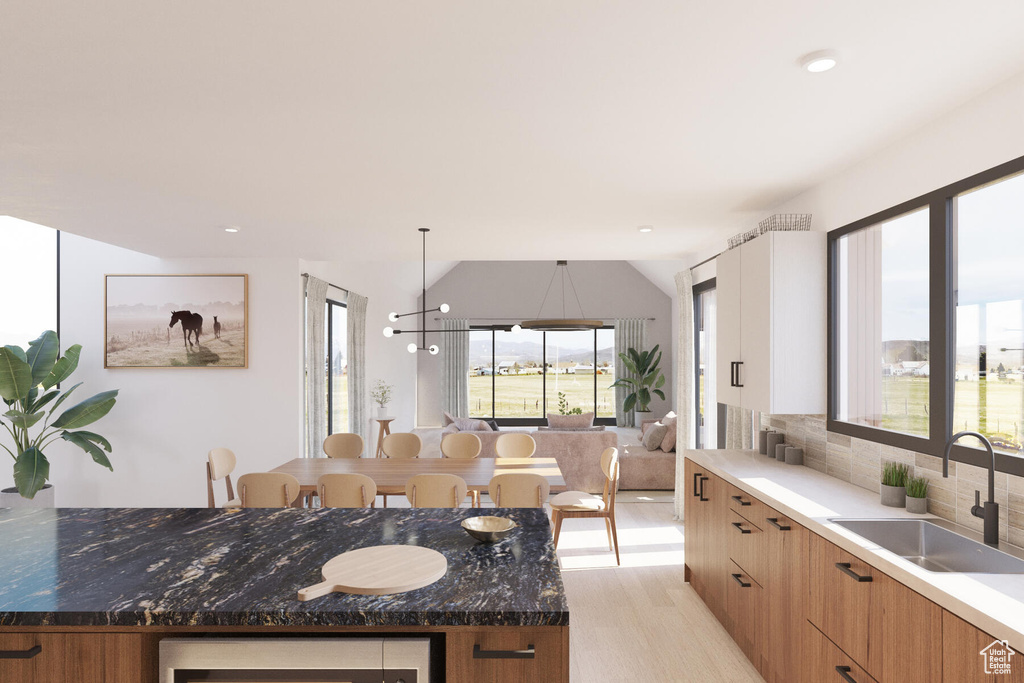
<box><xmin>469</xmin><ymin>373</ymin><xmax>616</xmax><ymax>419</ymax></box>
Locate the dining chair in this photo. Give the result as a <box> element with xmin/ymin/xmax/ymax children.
<box><xmin>382</xmin><ymin>433</ymin><xmax>422</xmax><ymax>458</ymax></box>
<box><xmin>323</xmin><ymin>433</ymin><xmax>364</xmax><ymax>459</ymax></box>
<box><xmin>237</xmin><ymin>473</ymin><xmax>301</xmax><ymax>508</ymax></box>
<box><xmin>494</xmin><ymin>432</ymin><xmax>537</xmax><ymax>458</ymax></box>
<box><xmin>489</xmin><ymin>472</ymin><xmax>550</xmax><ymax>508</ymax></box>
<box><xmin>207</xmin><ymin>448</ymin><xmax>240</xmax><ymax>508</ymax></box>
<box><xmin>549</xmin><ymin>447</ymin><xmax>620</xmax><ymax>565</ymax></box>
<box><xmin>440</xmin><ymin>432</ymin><xmax>482</xmax><ymax>459</ymax></box>
<box><xmin>405</xmin><ymin>473</ymin><xmax>468</xmax><ymax>509</ymax></box>
<box><xmin>317</xmin><ymin>473</ymin><xmax>376</xmax><ymax>508</ymax></box>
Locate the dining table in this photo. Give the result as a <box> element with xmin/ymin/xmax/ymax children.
<box><xmin>270</xmin><ymin>456</ymin><xmax>567</xmax><ymax>506</ymax></box>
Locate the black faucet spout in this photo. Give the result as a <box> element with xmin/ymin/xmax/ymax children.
<box><xmin>944</xmin><ymin>431</ymin><xmax>999</xmax><ymax>546</ymax></box>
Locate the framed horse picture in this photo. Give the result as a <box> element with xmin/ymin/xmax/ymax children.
<box><xmin>104</xmin><ymin>274</ymin><xmax>248</xmax><ymax>368</ymax></box>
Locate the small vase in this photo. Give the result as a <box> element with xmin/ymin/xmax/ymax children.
<box><xmin>0</xmin><ymin>484</ymin><xmax>55</xmax><ymax>509</ymax></box>
<box><xmin>880</xmin><ymin>484</ymin><xmax>906</xmax><ymax>508</ymax></box>
<box><xmin>775</xmin><ymin>443</ymin><xmax>788</xmax><ymax>461</ymax></box>
<box><xmin>377</xmin><ymin>406</ymin><xmax>389</xmax><ymax>419</ymax></box>
<box><xmin>906</xmin><ymin>496</ymin><xmax>928</xmax><ymax>514</ymax></box>
<box><xmin>766</xmin><ymin>432</ymin><xmax>785</xmax><ymax>457</ymax></box>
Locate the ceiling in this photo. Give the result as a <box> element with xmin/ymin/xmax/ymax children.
<box><xmin>4</xmin><ymin>1</ymin><xmax>1024</xmax><ymax>263</ymax></box>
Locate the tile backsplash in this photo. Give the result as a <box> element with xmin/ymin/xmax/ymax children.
<box><xmin>761</xmin><ymin>414</ymin><xmax>1024</xmax><ymax>549</ymax></box>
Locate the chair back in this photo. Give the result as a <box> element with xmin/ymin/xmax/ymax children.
<box><xmin>207</xmin><ymin>448</ymin><xmax>237</xmax><ymax>507</ymax></box>
<box><xmin>405</xmin><ymin>473</ymin><xmax>468</xmax><ymax>508</ymax></box>
<box><xmin>441</xmin><ymin>432</ymin><xmax>482</xmax><ymax>459</ymax></box>
<box><xmin>318</xmin><ymin>473</ymin><xmax>376</xmax><ymax>508</ymax></box>
<box><xmin>237</xmin><ymin>473</ymin><xmax>301</xmax><ymax>508</ymax></box>
<box><xmin>323</xmin><ymin>433</ymin><xmax>364</xmax><ymax>459</ymax></box>
<box><xmin>489</xmin><ymin>473</ymin><xmax>550</xmax><ymax>508</ymax></box>
<box><xmin>382</xmin><ymin>432</ymin><xmax>422</xmax><ymax>459</ymax></box>
<box><xmin>495</xmin><ymin>432</ymin><xmax>537</xmax><ymax>458</ymax></box>
<box><xmin>600</xmin><ymin>447</ymin><xmax>620</xmax><ymax>510</ymax></box>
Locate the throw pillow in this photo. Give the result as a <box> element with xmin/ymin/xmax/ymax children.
<box><xmin>441</xmin><ymin>424</ymin><xmax>460</xmax><ymax>437</ymax></box>
<box><xmin>661</xmin><ymin>415</ymin><xmax>678</xmax><ymax>452</ymax></box>
<box><xmin>454</xmin><ymin>417</ymin><xmax>492</xmax><ymax>432</ymax></box>
<box><xmin>546</xmin><ymin>412</ymin><xmax>595</xmax><ymax>429</ymax></box>
<box><xmin>643</xmin><ymin>423</ymin><xmax>668</xmax><ymax>451</ymax></box>
<box><xmin>484</xmin><ymin>419</ymin><xmax>500</xmax><ymax>432</ymax></box>
<box><xmin>442</xmin><ymin>410</ymin><xmax>457</xmax><ymax>427</ymax></box>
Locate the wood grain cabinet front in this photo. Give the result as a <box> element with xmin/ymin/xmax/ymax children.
<box><xmin>0</xmin><ymin>633</ymin><xmax>64</xmax><ymax>683</ymax></box>
<box><xmin>943</xmin><ymin>610</ymin><xmax>1024</xmax><ymax>682</ymax></box>
<box><xmin>446</xmin><ymin>627</ymin><xmax>568</xmax><ymax>683</ymax></box>
<box><xmin>803</xmin><ymin>621</ymin><xmax>879</xmax><ymax>683</ymax></box>
<box><xmin>0</xmin><ymin>633</ymin><xmax>147</xmax><ymax>683</ymax></box>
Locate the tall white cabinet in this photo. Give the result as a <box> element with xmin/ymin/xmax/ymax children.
<box><xmin>715</xmin><ymin>231</ymin><xmax>826</xmax><ymax>415</ymax></box>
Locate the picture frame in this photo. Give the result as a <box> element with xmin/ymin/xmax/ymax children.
<box><xmin>104</xmin><ymin>274</ymin><xmax>248</xmax><ymax>368</ymax></box>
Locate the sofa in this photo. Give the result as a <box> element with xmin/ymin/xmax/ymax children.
<box><xmin>617</xmin><ymin>416</ymin><xmax>677</xmax><ymax>490</ymax></box>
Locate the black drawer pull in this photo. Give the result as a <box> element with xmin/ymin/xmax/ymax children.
<box><xmin>693</xmin><ymin>472</ymin><xmax>702</xmax><ymax>498</ymax></box>
<box><xmin>698</xmin><ymin>476</ymin><xmax>709</xmax><ymax>502</ymax></box>
<box><xmin>730</xmin><ymin>573</ymin><xmax>751</xmax><ymax>588</ymax></box>
<box><xmin>835</xmin><ymin>665</ymin><xmax>858</xmax><ymax>683</ymax></box>
<box><xmin>734</xmin><ymin>361</ymin><xmax>744</xmax><ymax>387</ymax></box>
<box><xmin>835</xmin><ymin>562</ymin><xmax>873</xmax><ymax>582</ymax></box>
<box><xmin>766</xmin><ymin>517</ymin><xmax>791</xmax><ymax>531</ymax></box>
<box><xmin>473</xmin><ymin>644</ymin><xmax>535</xmax><ymax>659</ymax></box>
<box><xmin>0</xmin><ymin>645</ymin><xmax>42</xmax><ymax>660</ymax></box>
<box><xmin>731</xmin><ymin>495</ymin><xmax>751</xmax><ymax>506</ymax></box>
<box><xmin>731</xmin><ymin>521</ymin><xmax>751</xmax><ymax>534</ymax></box>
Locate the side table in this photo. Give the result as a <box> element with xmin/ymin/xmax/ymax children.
<box><xmin>373</xmin><ymin>417</ymin><xmax>396</xmax><ymax>458</ymax></box>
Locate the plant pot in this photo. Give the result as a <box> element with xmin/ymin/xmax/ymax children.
<box><xmin>906</xmin><ymin>496</ymin><xmax>928</xmax><ymax>514</ymax></box>
<box><xmin>376</xmin><ymin>406</ymin><xmax>389</xmax><ymax>419</ymax></box>
<box><xmin>0</xmin><ymin>484</ymin><xmax>55</xmax><ymax>509</ymax></box>
<box><xmin>880</xmin><ymin>484</ymin><xmax>906</xmax><ymax>508</ymax></box>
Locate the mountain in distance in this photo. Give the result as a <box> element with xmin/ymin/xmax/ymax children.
<box><xmin>470</xmin><ymin>338</ymin><xmax>614</xmax><ymax>367</ymax></box>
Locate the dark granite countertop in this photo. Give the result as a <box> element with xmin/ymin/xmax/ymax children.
<box><xmin>0</xmin><ymin>507</ymin><xmax>568</xmax><ymax>628</ymax></box>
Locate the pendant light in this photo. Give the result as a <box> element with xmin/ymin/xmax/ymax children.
<box><xmin>519</xmin><ymin>261</ymin><xmax>602</xmax><ymax>331</ymax></box>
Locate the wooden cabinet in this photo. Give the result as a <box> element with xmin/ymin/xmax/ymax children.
<box><xmin>725</xmin><ymin>560</ymin><xmax>766</xmax><ymax>677</ymax></box>
<box><xmin>760</xmin><ymin>508</ymin><xmax>808</xmax><ymax>683</ymax></box>
<box><xmin>715</xmin><ymin>230</ymin><xmax>826</xmax><ymax>414</ymax></box>
<box><xmin>943</xmin><ymin>610</ymin><xmax>1024</xmax><ymax>682</ymax></box>
<box><xmin>803</xmin><ymin>621</ymin><xmax>879</xmax><ymax>683</ymax></box>
<box><xmin>683</xmin><ymin>458</ymin><xmax>729</xmax><ymax>625</ymax></box>
<box><xmin>0</xmin><ymin>633</ymin><xmax>147</xmax><ymax>683</ymax></box>
<box><xmin>727</xmin><ymin>509</ymin><xmax>765</xmax><ymax>586</ymax></box>
<box><xmin>446</xmin><ymin>627</ymin><xmax>567</xmax><ymax>683</ymax></box>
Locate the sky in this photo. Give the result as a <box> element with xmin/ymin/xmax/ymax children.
<box><xmin>106</xmin><ymin>275</ymin><xmax>245</xmax><ymax>308</ymax></box>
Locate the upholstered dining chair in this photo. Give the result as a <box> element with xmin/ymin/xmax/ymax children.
<box><xmin>494</xmin><ymin>432</ymin><xmax>537</xmax><ymax>458</ymax></box>
<box><xmin>405</xmin><ymin>473</ymin><xmax>468</xmax><ymax>509</ymax></box>
<box><xmin>549</xmin><ymin>447</ymin><xmax>620</xmax><ymax>565</ymax></box>
<box><xmin>317</xmin><ymin>473</ymin><xmax>376</xmax><ymax>508</ymax></box>
<box><xmin>382</xmin><ymin>433</ymin><xmax>422</xmax><ymax>458</ymax></box>
<box><xmin>323</xmin><ymin>433</ymin><xmax>364</xmax><ymax>459</ymax></box>
<box><xmin>207</xmin><ymin>448</ymin><xmax>240</xmax><ymax>508</ymax></box>
<box><xmin>489</xmin><ymin>472</ymin><xmax>550</xmax><ymax>508</ymax></box>
<box><xmin>237</xmin><ymin>473</ymin><xmax>301</xmax><ymax>509</ymax></box>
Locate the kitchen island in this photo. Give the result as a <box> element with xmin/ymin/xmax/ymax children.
<box><xmin>0</xmin><ymin>506</ymin><xmax>569</xmax><ymax>682</ymax></box>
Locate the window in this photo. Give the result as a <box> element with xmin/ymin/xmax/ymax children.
<box><xmin>470</xmin><ymin>326</ymin><xmax>615</xmax><ymax>425</ymax></box>
<box><xmin>828</xmin><ymin>155</ymin><xmax>1024</xmax><ymax>476</ymax></box>
<box><xmin>326</xmin><ymin>299</ymin><xmax>348</xmax><ymax>434</ymax></box>
<box><xmin>694</xmin><ymin>280</ymin><xmax>717</xmax><ymax>448</ymax></box>
<box><xmin>0</xmin><ymin>217</ymin><xmax>58</xmax><ymax>346</ymax></box>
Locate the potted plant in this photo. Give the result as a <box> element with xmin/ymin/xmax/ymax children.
<box><xmin>0</xmin><ymin>331</ymin><xmax>118</xmax><ymax>507</ymax></box>
<box><xmin>370</xmin><ymin>379</ymin><xmax>393</xmax><ymax>419</ymax></box>
<box><xmin>906</xmin><ymin>476</ymin><xmax>929</xmax><ymax>514</ymax></box>
<box><xmin>880</xmin><ymin>462</ymin><xmax>910</xmax><ymax>508</ymax></box>
<box><xmin>557</xmin><ymin>392</ymin><xmax>583</xmax><ymax>416</ymax></box>
<box><xmin>609</xmin><ymin>344</ymin><xmax>666</xmax><ymax>415</ymax></box>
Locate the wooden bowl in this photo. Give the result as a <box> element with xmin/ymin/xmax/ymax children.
<box><xmin>461</xmin><ymin>516</ymin><xmax>517</xmax><ymax>543</ymax></box>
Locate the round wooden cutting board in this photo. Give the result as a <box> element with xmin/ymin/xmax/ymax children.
<box><xmin>297</xmin><ymin>545</ymin><xmax>448</xmax><ymax>601</ymax></box>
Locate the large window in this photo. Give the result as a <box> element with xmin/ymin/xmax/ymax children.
<box><xmin>326</xmin><ymin>299</ymin><xmax>348</xmax><ymax>434</ymax></box>
<box><xmin>470</xmin><ymin>326</ymin><xmax>615</xmax><ymax>425</ymax></box>
<box><xmin>1</xmin><ymin>217</ymin><xmax>58</xmax><ymax>346</ymax></box>
<box><xmin>828</xmin><ymin>156</ymin><xmax>1024</xmax><ymax>476</ymax></box>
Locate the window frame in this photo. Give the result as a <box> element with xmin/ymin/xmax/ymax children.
<box><xmin>470</xmin><ymin>325</ymin><xmax>617</xmax><ymax>426</ymax></box>
<box><xmin>326</xmin><ymin>297</ymin><xmax>347</xmax><ymax>435</ymax></box>
<box><xmin>827</xmin><ymin>153</ymin><xmax>1024</xmax><ymax>477</ymax></box>
<box><xmin>693</xmin><ymin>278</ymin><xmax>716</xmax><ymax>449</ymax></box>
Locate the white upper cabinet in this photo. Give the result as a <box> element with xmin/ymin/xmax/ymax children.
<box><xmin>715</xmin><ymin>231</ymin><xmax>826</xmax><ymax>415</ymax></box>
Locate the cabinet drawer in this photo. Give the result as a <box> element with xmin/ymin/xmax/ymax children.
<box><xmin>725</xmin><ymin>560</ymin><xmax>765</xmax><ymax>676</ymax></box>
<box><xmin>804</xmin><ymin>621</ymin><xmax>879</xmax><ymax>683</ymax></box>
<box><xmin>942</xmin><ymin>610</ymin><xmax>1024</xmax><ymax>682</ymax></box>
<box><xmin>0</xmin><ymin>633</ymin><xmax>64</xmax><ymax>682</ymax></box>
<box><xmin>727</xmin><ymin>484</ymin><xmax>765</xmax><ymax>519</ymax></box>
<box><xmin>727</xmin><ymin>509</ymin><xmax>765</xmax><ymax>584</ymax></box>
<box><xmin>446</xmin><ymin>627</ymin><xmax>567</xmax><ymax>683</ymax></box>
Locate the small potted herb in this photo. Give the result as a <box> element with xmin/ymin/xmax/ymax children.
<box><xmin>881</xmin><ymin>462</ymin><xmax>910</xmax><ymax>508</ymax></box>
<box><xmin>906</xmin><ymin>476</ymin><xmax>929</xmax><ymax>514</ymax></box>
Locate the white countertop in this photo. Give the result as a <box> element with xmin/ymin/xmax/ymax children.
<box><xmin>684</xmin><ymin>448</ymin><xmax>1024</xmax><ymax>652</ymax></box>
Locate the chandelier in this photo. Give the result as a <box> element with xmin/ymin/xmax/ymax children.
<box><xmin>518</xmin><ymin>260</ymin><xmax>602</xmax><ymax>331</ymax></box>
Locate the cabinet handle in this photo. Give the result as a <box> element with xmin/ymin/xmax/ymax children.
<box><xmin>734</xmin><ymin>361</ymin><xmax>744</xmax><ymax>387</ymax></box>
<box><xmin>473</xmin><ymin>644</ymin><xmax>536</xmax><ymax>659</ymax></box>
<box><xmin>835</xmin><ymin>665</ymin><xmax>858</xmax><ymax>683</ymax></box>
<box><xmin>698</xmin><ymin>477</ymin><xmax>709</xmax><ymax>502</ymax></box>
<box><xmin>835</xmin><ymin>562</ymin><xmax>873</xmax><ymax>582</ymax></box>
<box><xmin>766</xmin><ymin>517</ymin><xmax>791</xmax><ymax>531</ymax></box>
<box><xmin>731</xmin><ymin>495</ymin><xmax>751</xmax><ymax>506</ymax></box>
<box><xmin>730</xmin><ymin>573</ymin><xmax>751</xmax><ymax>588</ymax></box>
<box><xmin>0</xmin><ymin>645</ymin><xmax>41</xmax><ymax>660</ymax></box>
<box><xmin>693</xmin><ymin>472</ymin><xmax>702</xmax><ymax>498</ymax></box>
<box><xmin>731</xmin><ymin>521</ymin><xmax>751</xmax><ymax>534</ymax></box>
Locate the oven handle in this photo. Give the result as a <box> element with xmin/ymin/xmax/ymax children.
<box><xmin>473</xmin><ymin>643</ymin><xmax>536</xmax><ymax>659</ymax></box>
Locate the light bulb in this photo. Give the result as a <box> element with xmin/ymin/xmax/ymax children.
<box><xmin>511</xmin><ymin>324</ymin><xmax>522</xmax><ymax>333</ymax></box>
<box><xmin>429</xmin><ymin>345</ymin><xmax>439</xmax><ymax>355</ymax></box>
<box><xmin>439</xmin><ymin>303</ymin><xmax>450</xmax><ymax>313</ymax></box>
<box><xmin>407</xmin><ymin>343</ymin><xmax>418</xmax><ymax>354</ymax></box>
<box><xmin>388</xmin><ymin>311</ymin><xmax>400</xmax><ymax>322</ymax></box>
<box><xmin>383</xmin><ymin>327</ymin><xmax>394</xmax><ymax>338</ymax></box>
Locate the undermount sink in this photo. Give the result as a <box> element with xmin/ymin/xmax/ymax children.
<box><xmin>830</xmin><ymin>518</ymin><xmax>1024</xmax><ymax>574</ymax></box>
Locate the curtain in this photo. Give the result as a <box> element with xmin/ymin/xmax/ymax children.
<box><xmin>346</xmin><ymin>292</ymin><xmax>368</xmax><ymax>447</ymax></box>
<box><xmin>614</xmin><ymin>318</ymin><xmax>647</xmax><ymax>427</ymax></box>
<box><xmin>304</xmin><ymin>275</ymin><xmax>329</xmax><ymax>458</ymax></box>
<box><xmin>725</xmin><ymin>405</ymin><xmax>754</xmax><ymax>449</ymax></box>
<box><xmin>676</xmin><ymin>271</ymin><xmax>695</xmax><ymax>451</ymax></box>
<box><xmin>440</xmin><ymin>318</ymin><xmax>470</xmax><ymax>418</ymax></box>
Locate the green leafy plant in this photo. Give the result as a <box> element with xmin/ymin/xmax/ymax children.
<box><xmin>0</xmin><ymin>331</ymin><xmax>118</xmax><ymax>499</ymax></box>
<box><xmin>881</xmin><ymin>462</ymin><xmax>910</xmax><ymax>488</ymax></box>
<box><xmin>370</xmin><ymin>379</ymin><xmax>393</xmax><ymax>408</ymax></box>
<box><xmin>557</xmin><ymin>392</ymin><xmax>583</xmax><ymax>416</ymax></box>
<box><xmin>609</xmin><ymin>344</ymin><xmax>666</xmax><ymax>413</ymax></box>
<box><xmin>906</xmin><ymin>476</ymin><xmax>929</xmax><ymax>499</ymax></box>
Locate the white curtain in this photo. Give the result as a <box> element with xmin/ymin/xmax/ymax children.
<box><xmin>347</xmin><ymin>292</ymin><xmax>368</xmax><ymax>446</ymax></box>
<box><xmin>304</xmin><ymin>275</ymin><xmax>329</xmax><ymax>458</ymax></box>
<box><xmin>440</xmin><ymin>318</ymin><xmax>470</xmax><ymax>418</ymax></box>
<box><xmin>614</xmin><ymin>318</ymin><xmax>647</xmax><ymax>427</ymax></box>
<box><xmin>676</xmin><ymin>271</ymin><xmax>696</xmax><ymax>451</ymax></box>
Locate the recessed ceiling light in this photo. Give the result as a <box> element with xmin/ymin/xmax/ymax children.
<box><xmin>638</xmin><ymin>225</ymin><xmax>654</xmax><ymax>233</ymax></box>
<box><xmin>800</xmin><ymin>50</ymin><xmax>839</xmax><ymax>73</ymax></box>
<box><xmin>223</xmin><ymin>226</ymin><xmax>240</xmax><ymax>233</ymax></box>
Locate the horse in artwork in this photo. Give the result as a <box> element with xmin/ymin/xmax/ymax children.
<box><xmin>169</xmin><ymin>310</ymin><xmax>204</xmax><ymax>350</ymax></box>
<box><xmin>213</xmin><ymin>316</ymin><xmax>222</xmax><ymax>339</ymax></box>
